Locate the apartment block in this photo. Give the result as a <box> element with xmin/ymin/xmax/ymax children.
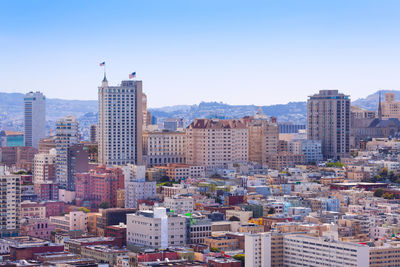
<box><xmin>143</xmin><ymin>130</ymin><xmax>186</xmax><ymax>167</ymax></box>
<box><xmin>186</xmin><ymin>119</ymin><xmax>248</xmax><ymax>169</ymax></box>
<box><xmin>127</xmin><ymin>207</ymin><xmax>187</xmax><ymax>249</ymax></box>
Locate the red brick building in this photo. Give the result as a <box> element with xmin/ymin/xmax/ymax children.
<box><xmin>44</xmin><ymin>201</ymin><xmax>65</xmax><ymax>217</ymax></box>
<box><xmin>34</xmin><ymin>182</ymin><xmax>59</xmax><ymax>201</ymax></box>
<box><xmin>75</xmin><ymin>165</ymin><xmax>124</xmax><ymax>207</ymax></box>
<box><xmin>104</xmin><ymin>224</ymin><xmax>126</xmax><ymax>247</ymax></box>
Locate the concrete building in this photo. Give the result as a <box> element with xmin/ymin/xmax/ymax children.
<box><xmin>0</xmin><ymin>146</ymin><xmax>37</xmax><ymax>170</ymax></box>
<box><xmin>155</xmin><ymin>164</ymin><xmax>205</xmax><ymax>181</ymax></box>
<box><xmin>33</xmin><ymin>148</ymin><xmax>56</xmax><ymax>184</ymax></box>
<box><xmin>0</xmin><ymin>166</ymin><xmax>21</xmax><ymax>237</ymax></box>
<box><xmin>143</xmin><ymin>130</ymin><xmax>186</xmax><ymax>167</ymax></box>
<box><xmin>20</xmin><ymin>218</ymin><xmax>55</xmax><ymax>240</ymax></box>
<box><xmin>123</xmin><ymin>164</ymin><xmax>156</xmax><ymax>209</ymax></box>
<box><xmin>21</xmin><ymin>200</ymin><xmax>46</xmax><ymax>219</ymax></box>
<box><xmin>38</xmin><ymin>136</ymin><xmax>56</xmax><ymax>153</ymax></box>
<box><xmin>164</xmin><ymin>196</ymin><xmax>194</xmax><ymax>214</ymax></box>
<box><xmin>307</xmin><ymin>90</ymin><xmax>350</xmax><ymax>160</ymax></box>
<box><xmin>127</xmin><ymin>207</ymin><xmax>187</xmax><ymax>249</ymax></box>
<box><xmin>283</xmin><ymin>234</ymin><xmax>369</xmax><ymax>266</ymax></box>
<box><xmin>289</xmin><ymin>139</ymin><xmax>323</xmax><ymax>164</ymax></box>
<box><xmin>55</xmin><ymin>116</ymin><xmax>79</xmax><ymax>189</ymax></box>
<box><xmin>245</xmin><ymin>233</ymin><xmax>271</xmax><ymax>267</ymax></box>
<box><xmin>98</xmin><ymin>78</ymin><xmax>143</xmax><ymax>166</ymax></box>
<box><xmin>186</xmin><ymin>119</ymin><xmax>248</xmax><ymax>169</ymax></box>
<box><xmin>50</xmin><ymin>211</ymin><xmax>88</xmax><ymax>232</ymax></box>
<box><xmin>24</xmin><ymin>91</ymin><xmax>46</xmax><ymax>149</ymax></box>
<box><xmin>245</xmin><ymin>109</ymin><xmax>279</xmax><ymax>166</ymax></box>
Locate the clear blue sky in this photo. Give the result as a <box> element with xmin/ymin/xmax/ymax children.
<box><xmin>1</xmin><ymin>0</ymin><xmax>400</xmax><ymax>107</ymax></box>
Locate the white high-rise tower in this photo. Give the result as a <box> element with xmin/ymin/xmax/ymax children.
<box><xmin>98</xmin><ymin>76</ymin><xmax>143</xmax><ymax>166</ymax></box>
<box><xmin>24</xmin><ymin>91</ymin><xmax>46</xmax><ymax>148</ymax></box>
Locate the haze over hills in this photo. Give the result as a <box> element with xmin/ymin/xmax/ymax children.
<box><xmin>0</xmin><ymin>90</ymin><xmax>396</xmax><ymax>135</ymax></box>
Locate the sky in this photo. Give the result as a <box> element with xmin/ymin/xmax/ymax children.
<box><xmin>1</xmin><ymin>0</ymin><xmax>400</xmax><ymax>108</ymax></box>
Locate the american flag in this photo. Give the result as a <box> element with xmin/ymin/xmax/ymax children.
<box><xmin>99</xmin><ymin>62</ymin><xmax>105</xmax><ymax>66</ymax></box>
<box><xmin>129</xmin><ymin>72</ymin><xmax>136</xmax><ymax>79</ymax></box>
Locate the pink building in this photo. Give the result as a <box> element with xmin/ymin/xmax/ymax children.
<box><xmin>20</xmin><ymin>218</ymin><xmax>55</xmax><ymax>240</ymax></box>
<box><xmin>75</xmin><ymin>165</ymin><xmax>124</xmax><ymax>207</ymax></box>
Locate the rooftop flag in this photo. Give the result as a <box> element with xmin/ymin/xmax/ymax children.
<box><xmin>129</xmin><ymin>72</ymin><xmax>136</xmax><ymax>79</ymax></box>
<box><xmin>99</xmin><ymin>62</ymin><xmax>105</xmax><ymax>66</ymax></box>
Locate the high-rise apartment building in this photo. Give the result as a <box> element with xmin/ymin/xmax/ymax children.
<box><xmin>143</xmin><ymin>130</ymin><xmax>186</xmax><ymax>167</ymax></box>
<box><xmin>33</xmin><ymin>148</ymin><xmax>56</xmax><ymax>184</ymax></box>
<box><xmin>55</xmin><ymin>116</ymin><xmax>79</xmax><ymax>189</ymax></box>
<box><xmin>186</xmin><ymin>119</ymin><xmax>248</xmax><ymax>169</ymax></box>
<box><xmin>0</xmin><ymin>166</ymin><xmax>21</xmax><ymax>238</ymax></box>
<box><xmin>245</xmin><ymin>233</ymin><xmax>271</xmax><ymax>267</ymax></box>
<box><xmin>245</xmin><ymin>108</ymin><xmax>279</xmax><ymax>166</ymax></box>
<box><xmin>307</xmin><ymin>90</ymin><xmax>350</xmax><ymax>160</ymax></box>
<box><xmin>24</xmin><ymin>91</ymin><xmax>46</xmax><ymax>148</ymax></box>
<box><xmin>98</xmin><ymin>77</ymin><xmax>143</xmax><ymax>166</ymax></box>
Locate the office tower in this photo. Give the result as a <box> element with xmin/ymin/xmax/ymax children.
<box><xmin>24</xmin><ymin>91</ymin><xmax>46</xmax><ymax>148</ymax></box>
<box><xmin>245</xmin><ymin>108</ymin><xmax>279</xmax><ymax>165</ymax></box>
<box><xmin>186</xmin><ymin>119</ymin><xmax>248</xmax><ymax>169</ymax></box>
<box><xmin>278</xmin><ymin>122</ymin><xmax>306</xmax><ymax>134</ymax></box>
<box><xmin>307</xmin><ymin>90</ymin><xmax>350</xmax><ymax>160</ymax></box>
<box><xmin>55</xmin><ymin>116</ymin><xmax>79</xmax><ymax>189</ymax></box>
<box><xmin>142</xmin><ymin>130</ymin><xmax>186</xmax><ymax>166</ymax></box>
<box><xmin>0</xmin><ymin>166</ymin><xmax>21</xmax><ymax>238</ymax></box>
<box><xmin>89</xmin><ymin>124</ymin><xmax>97</xmax><ymax>144</ymax></box>
<box><xmin>98</xmin><ymin>77</ymin><xmax>143</xmax><ymax>166</ymax></box>
<box><xmin>142</xmin><ymin>93</ymin><xmax>149</xmax><ymax>128</ymax></box>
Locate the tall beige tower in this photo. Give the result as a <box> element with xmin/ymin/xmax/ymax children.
<box><xmin>307</xmin><ymin>90</ymin><xmax>350</xmax><ymax>160</ymax></box>
<box><xmin>246</xmin><ymin>108</ymin><xmax>279</xmax><ymax>165</ymax></box>
<box><xmin>98</xmin><ymin>76</ymin><xmax>143</xmax><ymax>166</ymax></box>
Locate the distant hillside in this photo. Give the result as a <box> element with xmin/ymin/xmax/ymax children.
<box><xmin>352</xmin><ymin>90</ymin><xmax>400</xmax><ymax>111</ymax></box>
<box><xmin>149</xmin><ymin>101</ymin><xmax>307</xmax><ymax>125</ymax></box>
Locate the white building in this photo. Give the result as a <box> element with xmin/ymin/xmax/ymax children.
<box><xmin>123</xmin><ymin>164</ymin><xmax>156</xmax><ymax>209</ymax></box>
<box><xmin>55</xmin><ymin>116</ymin><xmax>79</xmax><ymax>189</ymax></box>
<box><xmin>283</xmin><ymin>234</ymin><xmax>369</xmax><ymax>267</ymax></box>
<box><xmin>98</xmin><ymin>78</ymin><xmax>143</xmax><ymax>166</ymax></box>
<box><xmin>33</xmin><ymin>148</ymin><xmax>56</xmax><ymax>183</ymax></box>
<box><xmin>127</xmin><ymin>207</ymin><xmax>186</xmax><ymax>249</ymax></box>
<box><xmin>164</xmin><ymin>196</ymin><xmax>194</xmax><ymax>214</ymax></box>
<box><xmin>50</xmin><ymin>211</ymin><xmax>87</xmax><ymax>232</ymax></box>
<box><xmin>0</xmin><ymin>166</ymin><xmax>21</xmax><ymax>237</ymax></box>
<box><xmin>24</xmin><ymin>91</ymin><xmax>46</xmax><ymax>148</ymax></box>
<box><xmin>245</xmin><ymin>233</ymin><xmax>271</xmax><ymax>267</ymax></box>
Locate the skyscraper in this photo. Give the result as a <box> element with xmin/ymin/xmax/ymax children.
<box><xmin>55</xmin><ymin>116</ymin><xmax>79</xmax><ymax>189</ymax></box>
<box><xmin>24</xmin><ymin>91</ymin><xmax>46</xmax><ymax>148</ymax></box>
<box><xmin>307</xmin><ymin>90</ymin><xmax>350</xmax><ymax>160</ymax></box>
<box><xmin>98</xmin><ymin>76</ymin><xmax>143</xmax><ymax>166</ymax></box>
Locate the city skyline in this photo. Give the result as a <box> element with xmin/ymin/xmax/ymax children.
<box><xmin>1</xmin><ymin>0</ymin><xmax>400</xmax><ymax>107</ymax></box>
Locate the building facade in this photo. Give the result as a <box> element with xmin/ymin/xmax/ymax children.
<box><xmin>55</xmin><ymin>116</ymin><xmax>79</xmax><ymax>189</ymax></box>
<box><xmin>186</xmin><ymin>119</ymin><xmax>248</xmax><ymax>169</ymax></box>
<box><xmin>98</xmin><ymin>78</ymin><xmax>143</xmax><ymax>166</ymax></box>
<box><xmin>143</xmin><ymin>130</ymin><xmax>186</xmax><ymax>167</ymax></box>
<box><xmin>24</xmin><ymin>91</ymin><xmax>46</xmax><ymax>149</ymax></box>
<box><xmin>307</xmin><ymin>90</ymin><xmax>350</xmax><ymax>160</ymax></box>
